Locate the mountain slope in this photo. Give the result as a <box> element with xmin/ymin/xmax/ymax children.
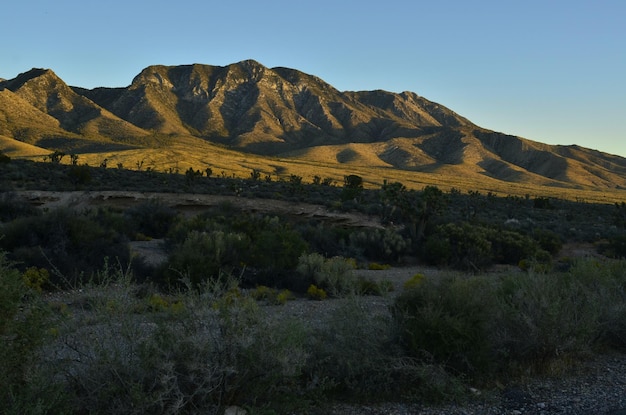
<box><xmin>1</xmin><ymin>69</ymin><xmax>149</xmax><ymax>151</ymax></box>
<box><xmin>0</xmin><ymin>135</ymin><xmax>49</xmax><ymax>158</ymax></box>
<box><xmin>1</xmin><ymin>61</ymin><xmax>625</xmax><ymax>190</ymax></box>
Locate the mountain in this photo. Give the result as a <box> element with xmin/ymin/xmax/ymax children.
<box><xmin>1</xmin><ymin>60</ymin><xmax>625</xmax><ymax>189</ymax></box>
<box><xmin>0</xmin><ymin>68</ymin><xmax>149</xmax><ymax>152</ymax></box>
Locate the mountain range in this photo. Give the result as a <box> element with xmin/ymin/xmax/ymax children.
<box><xmin>1</xmin><ymin>59</ymin><xmax>625</xmax><ymax>190</ymax></box>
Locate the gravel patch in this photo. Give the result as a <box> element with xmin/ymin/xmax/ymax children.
<box><xmin>311</xmin><ymin>351</ymin><xmax>626</xmax><ymax>414</ymax></box>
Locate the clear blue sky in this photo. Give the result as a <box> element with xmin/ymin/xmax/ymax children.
<box><xmin>2</xmin><ymin>0</ymin><xmax>625</xmax><ymax>157</ymax></box>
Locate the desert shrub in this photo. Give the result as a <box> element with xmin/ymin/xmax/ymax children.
<box><xmin>67</xmin><ymin>164</ymin><xmax>92</xmax><ymax>186</ymax></box>
<box><xmin>422</xmin><ymin>234</ymin><xmax>452</xmax><ymax>266</ymax></box>
<box><xmin>564</xmin><ymin>259</ymin><xmax>626</xmax><ymax>350</ymax></box>
<box><xmin>426</xmin><ymin>223</ymin><xmax>494</xmax><ymax>270</ymax></box>
<box><xmin>613</xmin><ymin>202</ymin><xmax>626</xmax><ymax>228</ymax></box>
<box><xmin>307</xmin><ymin>284</ymin><xmax>328</xmax><ymax>300</ymax></box>
<box><xmin>162</xmin><ymin>230</ymin><xmax>250</xmax><ymax>288</ymax></box>
<box><xmin>424</xmin><ymin>223</ymin><xmax>540</xmax><ymax>270</ymax></box>
<box><xmin>0</xmin><ymin>251</ymin><xmax>68</xmax><ymax>413</ymax></box>
<box><xmin>341</xmin><ymin>174</ymin><xmax>363</xmax><ymax>201</ymax></box>
<box><xmin>403</xmin><ymin>273</ymin><xmax>425</xmax><ymax>290</ymax></box>
<box><xmin>297</xmin><ymin>221</ymin><xmax>354</xmax><ymax>258</ymax></box>
<box><xmin>355</xmin><ymin>276</ymin><xmax>393</xmax><ymax>296</ymax></box>
<box><xmin>125</xmin><ymin>199</ymin><xmax>178</xmax><ymax>239</ymax></box>
<box><xmin>57</xmin><ymin>283</ymin><xmax>309</xmax><ymax>414</ymax></box>
<box><xmin>22</xmin><ymin>266</ymin><xmax>50</xmax><ymax>292</ymax></box>
<box><xmin>305</xmin><ymin>298</ymin><xmax>399</xmax><ymax>397</ymax></box>
<box><xmin>368</xmin><ymin>262</ymin><xmax>391</xmax><ymax>270</ymax></box>
<box><xmin>86</xmin><ymin>206</ymin><xmax>131</xmax><ymax>237</ymax></box>
<box><xmin>348</xmin><ymin>227</ymin><xmax>411</xmax><ymax>262</ymax></box>
<box><xmin>532</xmin><ymin>228</ymin><xmax>563</xmax><ymax>255</ymax></box>
<box><xmin>518</xmin><ymin>249</ymin><xmax>554</xmax><ymax>273</ymax></box>
<box><xmin>0</xmin><ymin>192</ymin><xmax>41</xmax><ymax>221</ymax></box>
<box><xmin>305</xmin><ymin>298</ymin><xmax>460</xmax><ymax>402</ymax></box>
<box><xmin>167</xmin><ymin>210</ymin><xmax>308</xmax><ymax>286</ymax></box>
<box><xmin>490</xmin><ymin>228</ymin><xmax>538</xmax><ymax>264</ymax></box>
<box><xmin>246</xmin><ymin>216</ymin><xmax>308</xmax><ymax>271</ymax></box>
<box><xmin>393</xmin><ymin>260</ymin><xmax>626</xmax><ymax>380</ymax></box>
<box><xmin>0</xmin><ymin>208</ymin><xmax>131</xmax><ymax>287</ymax></box>
<box><xmin>297</xmin><ymin>253</ymin><xmax>327</xmax><ymax>282</ymax></box>
<box><xmin>599</xmin><ymin>234</ymin><xmax>626</xmax><ymax>259</ymax></box>
<box><xmin>166</xmin><ymin>211</ymin><xmax>222</xmax><ymax>246</ymax></box>
<box><xmin>297</xmin><ymin>253</ymin><xmax>356</xmax><ymax>297</ymax></box>
<box><xmin>490</xmin><ymin>268</ymin><xmax>606</xmax><ymax>365</ymax></box>
<box><xmin>250</xmin><ymin>285</ymin><xmax>295</xmax><ymax>305</ymax></box>
<box><xmin>533</xmin><ymin>196</ymin><xmax>554</xmax><ymax>209</ymax></box>
<box><xmin>392</xmin><ymin>275</ymin><xmax>495</xmax><ymax>376</ymax></box>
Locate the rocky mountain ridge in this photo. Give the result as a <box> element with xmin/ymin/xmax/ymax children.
<box><xmin>1</xmin><ymin>60</ymin><xmax>625</xmax><ymax>189</ymax></box>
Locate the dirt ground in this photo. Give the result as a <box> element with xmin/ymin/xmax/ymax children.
<box><xmin>15</xmin><ymin>190</ymin><xmax>384</xmax><ymax>228</ymax></box>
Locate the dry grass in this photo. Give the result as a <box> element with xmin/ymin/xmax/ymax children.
<box><xmin>70</xmin><ymin>143</ymin><xmax>626</xmax><ymax>203</ymax></box>
<box><xmin>0</xmin><ymin>135</ymin><xmax>50</xmax><ymax>158</ymax></box>
<box><xmin>7</xmin><ymin>134</ymin><xmax>626</xmax><ymax>204</ymax></box>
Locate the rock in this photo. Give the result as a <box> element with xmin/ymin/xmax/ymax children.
<box><xmin>503</xmin><ymin>386</ymin><xmax>532</xmax><ymax>406</ymax></box>
<box><xmin>224</xmin><ymin>406</ymin><xmax>247</xmax><ymax>415</ymax></box>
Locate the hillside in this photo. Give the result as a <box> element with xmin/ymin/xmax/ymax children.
<box><xmin>1</xmin><ymin>60</ymin><xmax>626</xmax><ymax>190</ymax></box>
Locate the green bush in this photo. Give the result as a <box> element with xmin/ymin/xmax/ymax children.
<box><xmin>0</xmin><ymin>192</ymin><xmax>41</xmax><ymax>221</ymax></box>
<box><xmin>0</xmin><ymin>208</ymin><xmax>132</xmax><ymax>287</ymax></box>
<box><xmin>368</xmin><ymin>262</ymin><xmax>391</xmax><ymax>270</ymax></box>
<box><xmin>532</xmin><ymin>228</ymin><xmax>563</xmax><ymax>255</ymax></box>
<box><xmin>491</xmin><ymin>271</ymin><xmax>601</xmax><ymax>364</ymax></box>
<box><xmin>491</xmin><ymin>229</ymin><xmax>539</xmax><ymax>264</ymax></box>
<box><xmin>162</xmin><ymin>230</ymin><xmax>250</xmax><ymax>287</ymax></box>
<box><xmin>297</xmin><ymin>253</ymin><xmax>356</xmax><ymax>297</ymax></box>
<box><xmin>22</xmin><ymin>266</ymin><xmax>50</xmax><ymax>292</ymax></box>
<box><xmin>125</xmin><ymin>199</ymin><xmax>178</xmax><ymax>239</ymax></box>
<box><xmin>341</xmin><ymin>174</ymin><xmax>363</xmax><ymax>201</ymax></box>
<box><xmin>0</xmin><ymin>251</ymin><xmax>67</xmax><ymax>413</ymax></box>
<box><xmin>305</xmin><ymin>298</ymin><xmax>399</xmax><ymax>396</ymax></box>
<box><xmin>246</xmin><ymin>216</ymin><xmax>308</xmax><ymax>271</ymax></box>
<box><xmin>349</xmin><ymin>227</ymin><xmax>411</xmax><ymax>262</ymax></box>
<box><xmin>296</xmin><ymin>252</ymin><xmax>325</xmax><ymax>286</ymax></box>
<box><xmin>67</xmin><ymin>164</ymin><xmax>92</xmax><ymax>186</ymax></box>
<box><xmin>600</xmin><ymin>235</ymin><xmax>626</xmax><ymax>259</ymax></box>
<box><xmin>565</xmin><ymin>259</ymin><xmax>626</xmax><ymax>350</ymax></box>
<box><xmin>297</xmin><ymin>221</ymin><xmax>354</xmax><ymax>258</ymax></box>
<box><xmin>423</xmin><ymin>234</ymin><xmax>452</xmax><ymax>266</ymax></box>
<box><xmin>392</xmin><ymin>275</ymin><xmax>495</xmax><ymax>376</ymax></box>
<box><xmin>57</xmin><ymin>283</ymin><xmax>309</xmax><ymax>414</ymax></box>
<box><xmin>166</xmin><ymin>210</ymin><xmax>308</xmax><ymax>287</ymax></box>
<box><xmin>533</xmin><ymin>196</ymin><xmax>554</xmax><ymax>209</ymax></box>
<box><xmin>307</xmin><ymin>283</ymin><xmax>328</xmax><ymax>300</ymax></box>
<box><xmin>424</xmin><ymin>222</ymin><xmax>540</xmax><ymax>270</ymax></box>
<box><xmin>356</xmin><ymin>276</ymin><xmax>393</xmax><ymax>296</ymax></box>
<box><xmin>428</xmin><ymin>223</ymin><xmax>494</xmax><ymax>270</ymax></box>
<box><xmin>392</xmin><ymin>260</ymin><xmax>626</xmax><ymax>379</ymax></box>
<box><xmin>87</xmin><ymin>206</ymin><xmax>131</xmax><ymax>238</ymax></box>
<box><xmin>305</xmin><ymin>297</ymin><xmax>460</xmax><ymax>402</ymax></box>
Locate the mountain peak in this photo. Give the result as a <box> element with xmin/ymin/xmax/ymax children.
<box><xmin>4</xmin><ymin>68</ymin><xmax>60</xmax><ymax>91</ymax></box>
<box><xmin>233</xmin><ymin>59</ymin><xmax>265</xmax><ymax>69</ymax></box>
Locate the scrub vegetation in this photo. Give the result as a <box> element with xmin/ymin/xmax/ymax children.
<box><xmin>1</xmin><ymin>156</ymin><xmax>626</xmax><ymax>414</ymax></box>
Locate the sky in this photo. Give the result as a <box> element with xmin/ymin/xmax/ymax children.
<box><xmin>2</xmin><ymin>0</ymin><xmax>625</xmax><ymax>157</ymax></box>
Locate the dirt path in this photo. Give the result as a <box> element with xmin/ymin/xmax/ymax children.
<box><xmin>15</xmin><ymin>190</ymin><xmax>384</xmax><ymax>228</ymax></box>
